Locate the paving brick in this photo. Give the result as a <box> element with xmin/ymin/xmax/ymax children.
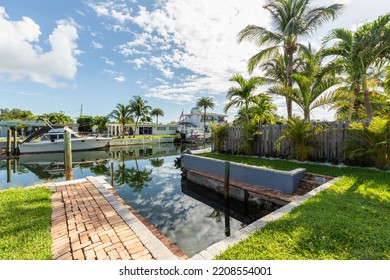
<box><xmin>51</xmin><ymin>178</ymin><xmax>182</xmax><ymax>261</ymax></box>
<box><xmin>107</xmin><ymin>249</ymin><xmax>120</xmax><ymax>260</ymax></box>
<box><xmin>95</xmin><ymin>249</ymin><xmax>108</xmax><ymax>260</ymax></box>
<box><xmin>84</xmin><ymin>249</ymin><xmax>96</xmax><ymax>260</ymax></box>
<box><xmin>73</xmin><ymin>249</ymin><xmax>85</xmax><ymax>260</ymax></box>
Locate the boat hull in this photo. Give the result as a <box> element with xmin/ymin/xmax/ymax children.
<box><xmin>18</xmin><ymin>138</ymin><xmax>111</xmax><ymax>154</ymax></box>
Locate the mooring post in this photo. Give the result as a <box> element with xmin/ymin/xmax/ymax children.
<box><xmin>13</xmin><ymin>129</ymin><xmax>17</xmax><ymax>154</ymax></box>
<box><xmin>64</xmin><ymin>130</ymin><xmax>73</xmax><ymax>180</ymax></box>
<box><xmin>224</xmin><ymin>161</ymin><xmax>230</xmax><ymax>199</ymax></box>
<box><xmin>7</xmin><ymin>129</ymin><xmax>12</xmax><ymax>157</ymax></box>
<box><xmin>110</xmin><ymin>160</ymin><xmax>114</xmax><ymax>187</ymax></box>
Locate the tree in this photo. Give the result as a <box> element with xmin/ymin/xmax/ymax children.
<box><xmin>93</xmin><ymin>116</ymin><xmax>109</xmax><ymax>134</ymax></box>
<box><xmin>150</xmin><ymin>108</ymin><xmax>164</xmax><ymax>125</ymax></box>
<box><xmin>129</xmin><ymin>95</ymin><xmax>151</xmax><ymax>137</ymax></box>
<box><xmin>322</xmin><ymin>13</ymin><xmax>390</xmax><ymax>120</ymax></box>
<box><xmin>237</xmin><ymin>0</ymin><xmax>343</xmax><ymax>118</ymax></box>
<box><xmin>270</xmin><ymin>46</ymin><xmax>340</xmax><ymax>122</ymax></box>
<box><xmin>76</xmin><ymin>115</ymin><xmax>94</xmax><ymax>132</ymax></box>
<box><xmin>108</xmin><ymin>103</ymin><xmax>133</xmax><ymax>137</ymax></box>
<box><xmin>195</xmin><ymin>96</ymin><xmax>215</xmax><ymax>145</ymax></box>
<box><xmin>224</xmin><ymin>74</ymin><xmax>264</xmax><ymax>124</ymax></box>
<box><xmin>0</xmin><ymin>108</ymin><xmax>36</xmax><ymax>121</ymax></box>
<box><xmin>37</xmin><ymin>112</ymin><xmax>73</xmax><ymax>124</ymax></box>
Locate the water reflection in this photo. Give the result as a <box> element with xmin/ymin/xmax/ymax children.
<box><xmin>0</xmin><ymin>143</ymin><xmax>279</xmax><ymax>257</ymax></box>
<box><xmin>1</xmin><ymin>143</ymin><xmax>185</xmax><ymax>188</ymax></box>
<box><xmin>114</xmin><ymin>152</ymin><xmax>152</xmax><ymax>192</ymax></box>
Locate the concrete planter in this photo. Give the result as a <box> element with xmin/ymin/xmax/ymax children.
<box><xmin>181</xmin><ymin>154</ymin><xmax>306</xmax><ymax>194</ymax></box>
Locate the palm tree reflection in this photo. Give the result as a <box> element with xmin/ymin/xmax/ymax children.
<box><xmin>149</xmin><ymin>158</ymin><xmax>164</xmax><ymax>168</ymax></box>
<box><xmin>114</xmin><ymin>151</ymin><xmax>152</xmax><ymax>192</ymax></box>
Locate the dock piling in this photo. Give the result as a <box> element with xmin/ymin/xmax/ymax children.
<box><xmin>110</xmin><ymin>160</ymin><xmax>114</xmax><ymax>187</ymax></box>
<box><xmin>224</xmin><ymin>161</ymin><xmax>230</xmax><ymax>199</ymax></box>
<box><xmin>64</xmin><ymin>130</ymin><xmax>73</xmax><ymax>180</ymax></box>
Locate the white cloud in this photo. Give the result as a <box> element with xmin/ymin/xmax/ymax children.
<box><xmin>87</xmin><ymin>1</ymin><xmax>133</xmax><ymax>23</ymax></box>
<box><xmin>101</xmin><ymin>56</ymin><xmax>114</xmax><ymax>66</ymax></box>
<box><xmin>0</xmin><ymin>7</ymin><xmax>80</xmax><ymax>88</ymax></box>
<box><xmin>114</xmin><ymin>75</ymin><xmax>125</xmax><ymax>82</ymax></box>
<box><xmin>91</xmin><ymin>40</ymin><xmax>103</xmax><ymax>49</ymax></box>
<box><xmin>104</xmin><ymin>69</ymin><xmax>125</xmax><ymax>82</ymax></box>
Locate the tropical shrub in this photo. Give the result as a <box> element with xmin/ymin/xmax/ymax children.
<box><xmin>276</xmin><ymin>117</ymin><xmax>321</xmax><ymax>161</ymax></box>
<box><xmin>240</xmin><ymin>123</ymin><xmax>259</xmax><ymax>156</ymax></box>
<box><xmin>346</xmin><ymin>117</ymin><xmax>390</xmax><ymax>169</ymax></box>
<box><xmin>210</xmin><ymin>122</ymin><xmax>229</xmax><ymax>152</ymax></box>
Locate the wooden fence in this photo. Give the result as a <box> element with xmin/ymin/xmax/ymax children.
<box><xmin>222</xmin><ymin>122</ymin><xmax>356</xmax><ymax>163</ymax></box>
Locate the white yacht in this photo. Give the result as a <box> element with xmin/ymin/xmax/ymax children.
<box><xmin>18</xmin><ymin>126</ymin><xmax>111</xmax><ymax>154</ymax></box>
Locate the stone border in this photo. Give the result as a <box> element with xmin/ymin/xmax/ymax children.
<box><xmin>86</xmin><ymin>176</ymin><xmax>180</xmax><ymax>260</ymax></box>
<box><xmin>190</xmin><ymin>177</ymin><xmax>340</xmax><ymax>260</ymax></box>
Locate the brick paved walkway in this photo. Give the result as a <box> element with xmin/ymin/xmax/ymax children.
<box><xmin>50</xmin><ymin>177</ymin><xmax>182</xmax><ymax>260</ymax></box>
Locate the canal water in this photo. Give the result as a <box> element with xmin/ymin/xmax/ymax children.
<box><xmin>0</xmin><ymin>143</ymin><xmax>278</xmax><ymax>257</ymax></box>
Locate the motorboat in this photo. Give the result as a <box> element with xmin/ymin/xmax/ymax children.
<box><xmin>18</xmin><ymin>126</ymin><xmax>112</xmax><ymax>154</ymax></box>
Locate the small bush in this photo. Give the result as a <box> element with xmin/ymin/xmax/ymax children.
<box><xmin>345</xmin><ymin>117</ymin><xmax>390</xmax><ymax>170</ymax></box>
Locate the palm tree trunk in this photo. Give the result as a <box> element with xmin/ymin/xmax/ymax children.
<box><xmin>347</xmin><ymin>95</ymin><xmax>355</xmax><ymax>121</ymax></box>
<box><xmin>286</xmin><ymin>52</ymin><xmax>294</xmax><ymax>119</ymax></box>
<box><xmin>245</xmin><ymin>103</ymin><xmax>250</xmax><ymax>124</ymax></box>
<box><xmin>134</xmin><ymin>116</ymin><xmax>139</xmax><ymax>138</ymax></box>
<box><xmin>304</xmin><ymin>109</ymin><xmax>310</xmax><ymax>122</ymax></box>
<box><xmin>362</xmin><ymin>74</ymin><xmax>373</xmax><ymax>121</ymax></box>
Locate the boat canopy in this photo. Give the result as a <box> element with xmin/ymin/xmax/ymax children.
<box><xmin>21</xmin><ymin>125</ymin><xmax>75</xmax><ymax>143</ymax></box>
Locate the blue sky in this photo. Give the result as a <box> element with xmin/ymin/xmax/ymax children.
<box><xmin>0</xmin><ymin>0</ymin><xmax>387</xmax><ymax>123</ymax></box>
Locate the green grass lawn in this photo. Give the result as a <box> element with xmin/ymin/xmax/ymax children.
<box><xmin>0</xmin><ymin>187</ymin><xmax>52</xmax><ymax>260</ymax></box>
<box><xmin>201</xmin><ymin>153</ymin><xmax>390</xmax><ymax>260</ymax></box>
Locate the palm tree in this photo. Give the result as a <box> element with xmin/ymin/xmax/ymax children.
<box><xmin>108</xmin><ymin>103</ymin><xmax>133</xmax><ymax>137</ymax></box>
<box><xmin>195</xmin><ymin>96</ymin><xmax>215</xmax><ymax>145</ymax></box>
<box><xmin>224</xmin><ymin>74</ymin><xmax>264</xmax><ymax>124</ymax></box>
<box><xmin>322</xmin><ymin>13</ymin><xmax>390</xmax><ymax>120</ymax></box>
<box><xmin>150</xmin><ymin>108</ymin><xmax>164</xmax><ymax>125</ymax></box>
<box><xmin>38</xmin><ymin>112</ymin><xmax>73</xmax><ymax>124</ymax></box>
<box><xmin>237</xmin><ymin>0</ymin><xmax>343</xmax><ymax>118</ymax></box>
<box><xmin>129</xmin><ymin>95</ymin><xmax>151</xmax><ymax>137</ymax></box>
<box><xmin>248</xmin><ymin>94</ymin><xmax>277</xmax><ymax>125</ymax></box>
<box><xmin>269</xmin><ymin>47</ymin><xmax>340</xmax><ymax>122</ymax></box>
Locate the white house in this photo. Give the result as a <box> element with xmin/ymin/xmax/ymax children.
<box><xmin>179</xmin><ymin>108</ymin><xmax>227</xmax><ymax>131</ymax></box>
<box><xmin>106</xmin><ymin>123</ymin><xmax>180</xmax><ymax>137</ymax></box>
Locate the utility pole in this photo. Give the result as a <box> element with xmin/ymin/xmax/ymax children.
<box><xmin>80</xmin><ymin>104</ymin><xmax>83</xmax><ymax>117</ymax></box>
